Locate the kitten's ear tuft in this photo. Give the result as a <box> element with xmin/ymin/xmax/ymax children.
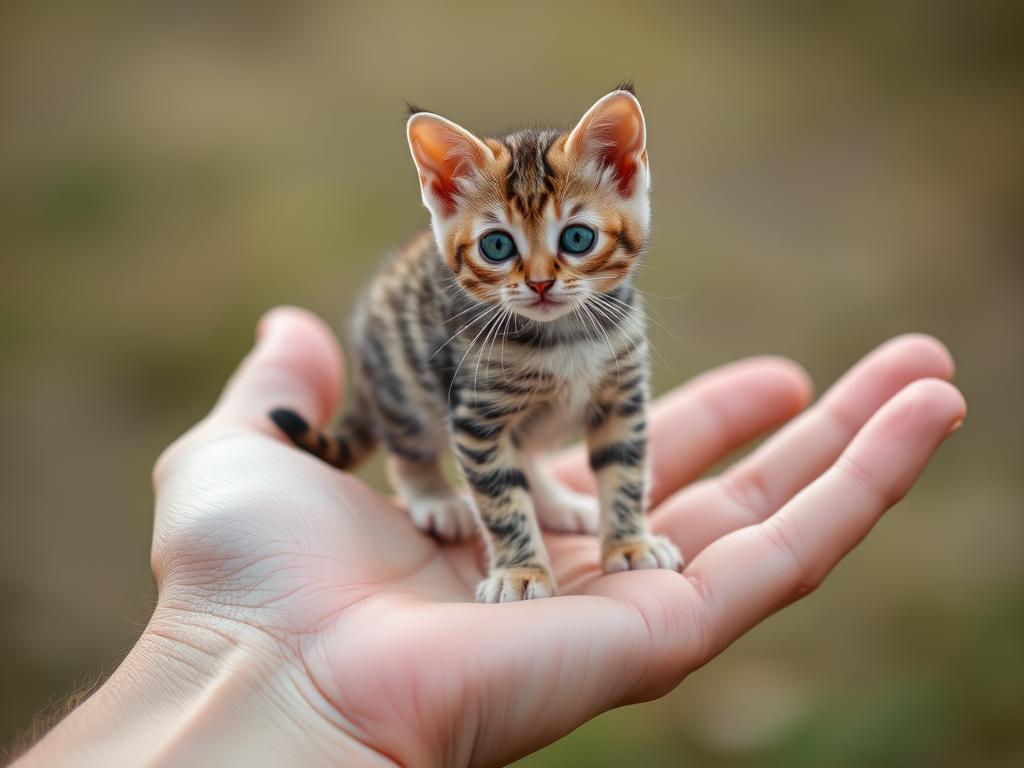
<box><xmin>407</xmin><ymin>113</ymin><xmax>491</xmax><ymax>218</ymax></box>
<box><xmin>566</xmin><ymin>90</ymin><xmax>647</xmax><ymax>197</ymax></box>
<box><xmin>406</xmin><ymin>102</ymin><xmax>429</xmax><ymax>118</ymax></box>
<box><xmin>615</xmin><ymin>79</ymin><xmax>636</xmax><ymax>96</ymax></box>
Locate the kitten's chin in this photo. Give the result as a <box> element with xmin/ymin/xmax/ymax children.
<box><xmin>512</xmin><ymin>299</ymin><xmax>575</xmax><ymax>323</ymax></box>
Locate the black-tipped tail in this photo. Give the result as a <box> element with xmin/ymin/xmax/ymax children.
<box><xmin>269</xmin><ymin>407</ymin><xmax>377</xmax><ymax>470</ymax></box>
<box><xmin>270</xmin><ymin>408</ymin><xmax>309</xmax><ymax>439</ymax></box>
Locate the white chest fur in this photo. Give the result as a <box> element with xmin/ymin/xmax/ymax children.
<box><xmin>515</xmin><ymin>340</ymin><xmax>612</xmax><ymax>450</ymax></box>
<box><xmin>536</xmin><ymin>340</ymin><xmax>609</xmax><ymax>409</ymax></box>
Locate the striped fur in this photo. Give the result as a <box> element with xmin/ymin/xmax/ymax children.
<box><xmin>272</xmin><ymin>88</ymin><xmax>682</xmax><ymax>602</ymax></box>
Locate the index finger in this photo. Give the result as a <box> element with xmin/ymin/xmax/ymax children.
<box><xmin>684</xmin><ymin>378</ymin><xmax>965</xmax><ymax>662</ymax></box>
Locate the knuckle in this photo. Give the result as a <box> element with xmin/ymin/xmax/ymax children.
<box><xmin>760</xmin><ymin>517</ymin><xmax>821</xmax><ymax>598</ymax></box>
<box><xmin>720</xmin><ymin>468</ymin><xmax>771</xmax><ymax>525</ymax></box>
<box><xmin>834</xmin><ymin>454</ymin><xmax>896</xmax><ymax>508</ymax></box>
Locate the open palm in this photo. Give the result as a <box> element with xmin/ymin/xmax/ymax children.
<box><xmin>151</xmin><ymin>307</ymin><xmax>963</xmax><ymax>767</ymax></box>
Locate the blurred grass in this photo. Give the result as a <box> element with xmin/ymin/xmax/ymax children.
<box><xmin>2</xmin><ymin>1</ymin><xmax>1022</xmax><ymax>764</ymax></box>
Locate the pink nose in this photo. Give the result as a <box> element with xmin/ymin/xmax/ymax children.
<box><xmin>527</xmin><ymin>278</ymin><xmax>555</xmax><ymax>296</ymax></box>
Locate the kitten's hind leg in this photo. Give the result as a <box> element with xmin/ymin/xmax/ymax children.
<box><xmin>387</xmin><ymin>457</ymin><xmax>477</xmax><ymax>543</ymax></box>
<box><xmin>526</xmin><ymin>458</ymin><xmax>599</xmax><ymax>535</ymax></box>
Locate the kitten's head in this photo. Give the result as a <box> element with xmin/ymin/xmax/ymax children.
<box><xmin>407</xmin><ymin>87</ymin><xmax>650</xmax><ymax>323</ymax></box>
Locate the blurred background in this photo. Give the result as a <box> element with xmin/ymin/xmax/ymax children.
<box><xmin>2</xmin><ymin>1</ymin><xmax>1022</xmax><ymax>764</ymax></box>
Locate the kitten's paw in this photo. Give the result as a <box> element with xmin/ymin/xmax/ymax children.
<box><xmin>408</xmin><ymin>495</ymin><xmax>477</xmax><ymax>543</ymax></box>
<box><xmin>602</xmin><ymin>534</ymin><xmax>684</xmax><ymax>574</ymax></box>
<box><xmin>476</xmin><ymin>566</ymin><xmax>555</xmax><ymax>603</ymax></box>
<box><xmin>535</xmin><ymin>492</ymin><xmax>599</xmax><ymax>535</ymax></box>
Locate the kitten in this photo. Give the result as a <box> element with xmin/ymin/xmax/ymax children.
<box><xmin>270</xmin><ymin>85</ymin><xmax>682</xmax><ymax>602</ymax></box>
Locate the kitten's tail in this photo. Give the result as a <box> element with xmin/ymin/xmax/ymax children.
<box><xmin>269</xmin><ymin>401</ymin><xmax>377</xmax><ymax>471</ymax></box>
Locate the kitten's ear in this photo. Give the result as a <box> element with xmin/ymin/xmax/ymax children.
<box><xmin>566</xmin><ymin>90</ymin><xmax>647</xmax><ymax>197</ymax></box>
<box><xmin>407</xmin><ymin>112</ymin><xmax>491</xmax><ymax>218</ymax></box>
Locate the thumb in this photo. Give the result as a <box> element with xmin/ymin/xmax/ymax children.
<box><xmin>153</xmin><ymin>305</ymin><xmax>343</xmax><ymax>488</ymax></box>
<box><xmin>210</xmin><ymin>306</ymin><xmax>344</xmax><ymax>433</ymax></box>
<box><xmin>159</xmin><ymin>305</ymin><xmax>346</xmax><ymax>442</ymax></box>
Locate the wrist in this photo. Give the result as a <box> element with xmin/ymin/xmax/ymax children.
<box><xmin>17</xmin><ymin>597</ymin><xmax>393</xmax><ymax>767</ymax></box>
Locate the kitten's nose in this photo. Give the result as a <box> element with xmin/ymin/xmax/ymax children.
<box><xmin>526</xmin><ymin>278</ymin><xmax>555</xmax><ymax>296</ymax></box>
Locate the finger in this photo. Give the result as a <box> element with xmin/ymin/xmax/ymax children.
<box><xmin>684</xmin><ymin>378</ymin><xmax>965</xmax><ymax>661</ymax></box>
<box><xmin>153</xmin><ymin>307</ymin><xmax>343</xmax><ymax>482</ymax></box>
<box><xmin>553</xmin><ymin>357</ymin><xmax>812</xmax><ymax>505</ymax></box>
<box><xmin>652</xmin><ymin>334</ymin><xmax>954</xmax><ymax>559</ymax></box>
<box><xmin>208</xmin><ymin>306</ymin><xmax>343</xmax><ymax>433</ymax></box>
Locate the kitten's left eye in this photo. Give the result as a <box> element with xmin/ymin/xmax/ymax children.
<box><xmin>559</xmin><ymin>224</ymin><xmax>596</xmax><ymax>255</ymax></box>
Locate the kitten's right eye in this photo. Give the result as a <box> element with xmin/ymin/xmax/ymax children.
<box><xmin>479</xmin><ymin>231</ymin><xmax>518</xmax><ymax>262</ymax></box>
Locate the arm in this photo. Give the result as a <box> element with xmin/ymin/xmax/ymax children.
<box><xmin>18</xmin><ymin>607</ymin><xmax>388</xmax><ymax>767</ymax></box>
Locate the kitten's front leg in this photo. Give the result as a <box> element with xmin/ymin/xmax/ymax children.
<box><xmin>450</xmin><ymin>401</ymin><xmax>555</xmax><ymax>602</ymax></box>
<box><xmin>587</xmin><ymin>368</ymin><xmax>683</xmax><ymax>574</ymax></box>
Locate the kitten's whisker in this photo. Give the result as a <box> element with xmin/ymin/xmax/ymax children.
<box><xmin>476</xmin><ymin>306</ymin><xmax>513</xmax><ymax>399</ymax></box>
<box><xmin>578</xmin><ymin>301</ymin><xmax>620</xmax><ymax>382</ymax></box>
<box><xmin>597</xmin><ymin>290</ymin><xmax>681</xmax><ymax>339</ymax></box>
<box><xmin>447</xmin><ymin>306</ymin><xmax>504</xmax><ymax>401</ymax></box>
<box><xmin>475</xmin><ymin>306</ymin><xmax>509</xmax><ymax>398</ymax></box>
<box><xmin>590</xmin><ymin>292</ymin><xmax>652</xmax><ymax>339</ymax></box>
<box><xmin>573</xmin><ymin>301</ymin><xmax>600</xmax><ymax>342</ymax></box>
<box><xmin>431</xmin><ymin>303</ymin><xmax>500</xmax><ymax>360</ymax></box>
<box><xmin>498</xmin><ymin>307</ymin><xmax>514</xmax><ymax>377</ymax></box>
<box><xmin>586</xmin><ymin>294</ymin><xmax>655</xmax><ymax>367</ymax></box>
<box><xmin>586</xmin><ymin>292</ymin><xmax>632</xmax><ymax>323</ymax></box>
<box><xmin>584</xmin><ymin>297</ymin><xmax>629</xmax><ymax>350</ymax></box>
<box><xmin>496</xmin><ymin>307</ymin><xmax>513</xmax><ymax>377</ymax></box>
<box><xmin>591</xmin><ymin>294</ymin><xmax>675</xmax><ymax>374</ymax></box>
<box><xmin>589</xmin><ymin>293</ymin><xmax>671</xmax><ymax>369</ymax></box>
<box><xmin>477</xmin><ymin>308</ymin><xmax>509</xmax><ymax>395</ymax></box>
<box><xmin>590</xmin><ymin>293</ymin><xmax>640</xmax><ymax>328</ymax></box>
<box><xmin>442</xmin><ymin>300</ymin><xmax>492</xmax><ymax>325</ymax></box>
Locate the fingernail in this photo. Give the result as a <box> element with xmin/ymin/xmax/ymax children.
<box><xmin>946</xmin><ymin>418</ymin><xmax>963</xmax><ymax>436</ymax></box>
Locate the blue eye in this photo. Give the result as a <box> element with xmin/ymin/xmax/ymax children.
<box><xmin>559</xmin><ymin>224</ymin><xmax>596</xmax><ymax>255</ymax></box>
<box><xmin>479</xmin><ymin>230</ymin><xmax>517</xmax><ymax>262</ymax></box>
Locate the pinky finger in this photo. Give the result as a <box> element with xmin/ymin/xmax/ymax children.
<box><xmin>685</xmin><ymin>378</ymin><xmax>965</xmax><ymax>661</ymax></box>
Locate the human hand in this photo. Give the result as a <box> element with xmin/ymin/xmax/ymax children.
<box><xmin>20</xmin><ymin>307</ymin><xmax>964</xmax><ymax>768</ymax></box>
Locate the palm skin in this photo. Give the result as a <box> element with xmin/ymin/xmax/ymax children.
<box><xmin>149</xmin><ymin>307</ymin><xmax>964</xmax><ymax>767</ymax></box>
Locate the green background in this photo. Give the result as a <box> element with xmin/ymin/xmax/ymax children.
<box><xmin>2</xmin><ymin>1</ymin><xmax>1022</xmax><ymax>764</ymax></box>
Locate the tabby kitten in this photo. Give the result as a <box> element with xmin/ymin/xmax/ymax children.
<box><xmin>271</xmin><ymin>86</ymin><xmax>682</xmax><ymax>602</ymax></box>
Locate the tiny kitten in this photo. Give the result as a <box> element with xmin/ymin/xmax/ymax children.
<box><xmin>271</xmin><ymin>85</ymin><xmax>682</xmax><ymax>602</ymax></box>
